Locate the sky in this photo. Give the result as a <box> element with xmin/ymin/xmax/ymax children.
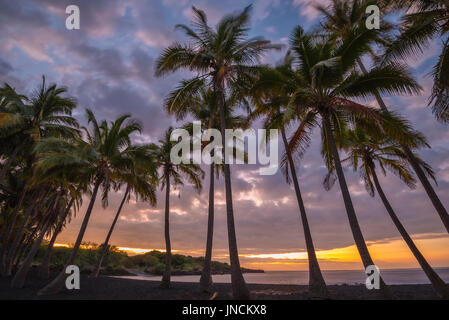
<box><xmin>1</xmin><ymin>0</ymin><xmax>449</xmax><ymax>272</ymax></box>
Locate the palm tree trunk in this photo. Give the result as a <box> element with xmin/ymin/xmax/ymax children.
<box><xmin>323</xmin><ymin>114</ymin><xmax>391</xmax><ymax>298</ymax></box>
<box><xmin>199</xmin><ymin>163</ymin><xmax>215</xmax><ymax>292</ymax></box>
<box><xmin>5</xmin><ymin>204</ymin><xmax>35</xmax><ymax>276</ymax></box>
<box><xmin>370</xmin><ymin>165</ymin><xmax>449</xmax><ymax>298</ymax></box>
<box><xmin>357</xmin><ymin>59</ymin><xmax>449</xmax><ymax>234</ymax></box>
<box><xmin>10</xmin><ymin>218</ymin><xmax>52</xmax><ymax>288</ymax></box>
<box><xmin>161</xmin><ymin>174</ymin><xmax>172</xmax><ymax>288</ymax></box>
<box><xmin>217</xmin><ymin>87</ymin><xmax>250</xmax><ymax>299</ymax></box>
<box><xmin>6</xmin><ymin>188</ymin><xmax>49</xmax><ymax>275</ymax></box>
<box><xmin>10</xmin><ymin>191</ymin><xmax>62</xmax><ymax>287</ymax></box>
<box><xmin>0</xmin><ymin>145</ymin><xmax>20</xmax><ymax>185</ymax></box>
<box><xmin>37</xmin><ymin>178</ymin><xmax>102</xmax><ymax>296</ymax></box>
<box><xmin>281</xmin><ymin>128</ymin><xmax>329</xmax><ymax>298</ymax></box>
<box><xmin>15</xmin><ymin>226</ymin><xmax>40</xmax><ymax>270</ymax></box>
<box><xmin>10</xmin><ymin>233</ymin><xmax>26</xmax><ymax>271</ymax></box>
<box><xmin>91</xmin><ymin>187</ymin><xmax>129</xmax><ymax>278</ymax></box>
<box><xmin>402</xmin><ymin>146</ymin><xmax>449</xmax><ymax>233</ymax></box>
<box><xmin>12</xmin><ymin>234</ymin><xmax>29</xmax><ymax>273</ymax></box>
<box><xmin>39</xmin><ymin>198</ymin><xmax>74</xmax><ymax>279</ymax></box>
<box><xmin>38</xmin><ymin>229</ymin><xmax>59</xmax><ymax>280</ymax></box>
<box><xmin>1</xmin><ymin>189</ymin><xmax>27</xmax><ymax>275</ymax></box>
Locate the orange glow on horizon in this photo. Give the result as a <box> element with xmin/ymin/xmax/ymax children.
<box><xmin>53</xmin><ymin>243</ymin><xmax>70</xmax><ymax>248</ymax></box>
<box><xmin>117</xmin><ymin>247</ymin><xmax>180</xmax><ymax>255</ymax></box>
<box><xmin>241</xmin><ymin>233</ymin><xmax>449</xmax><ymax>271</ymax></box>
<box><xmin>54</xmin><ymin>233</ymin><xmax>449</xmax><ymax>271</ymax></box>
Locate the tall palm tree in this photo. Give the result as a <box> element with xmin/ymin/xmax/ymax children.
<box><xmin>250</xmin><ymin>58</ymin><xmax>329</xmax><ymax>298</ymax></box>
<box><xmin>36</xmin><ymin>110</ymin><xmax>143</xmax><ymax>295</ymax></box>
<box><xmin>155</xmin><ymin>5</ymin><xmax>280</xmax><ymax>299</ymax></box>
<box><xmin>282</xmin><ymin>25</ymin><xmax>425</xmax><ymax>297</ymax></box>
<box><xmin>152</xmin><ymin>127</ymin><xmax>204</xmax><ymax>288</ymax></box>
<box><xmin>326</xmin><ymin>127</ymin><xmax>449</xmax><ymax>298</ymax></box>
<box><xmin>91</xmin><ymin>145</ymin><xmax>158</xmax><ymax>278</ymax></box>
<box><xmin>317</xmin><ymin>0</ymin><xmax>449</xmax><ymax>234</ymax></box>
<box><xmin>165</xmin><ymin>85</ymin><xmax>248</xmax><ymax>292</ymax></box>
<box><xmin>0</xmin><ymin>77</ymin><xmax>79</xmax><ymax>275</ymax></box>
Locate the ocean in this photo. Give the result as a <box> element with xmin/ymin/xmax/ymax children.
<box><xmin>118</xmin><ymin>267</ymin><xmax>449</xmax><ymax>285</ymax></box>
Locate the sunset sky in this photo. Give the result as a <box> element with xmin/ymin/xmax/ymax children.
<box><xmin>1</xmin><ymin>0</ymin><xmax>448</xmax><ymax>271</ymax></box>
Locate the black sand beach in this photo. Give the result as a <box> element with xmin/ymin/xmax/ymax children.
<box><xmin>0</xmin><ymin>270</ymin><xmax>443</xmax><ymax>300</ymax></box>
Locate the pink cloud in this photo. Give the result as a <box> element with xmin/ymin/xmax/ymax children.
<box><xmin>293</xmin><ymin>0</ymin><xmax>329</xmax><ymax>20</ymax></box>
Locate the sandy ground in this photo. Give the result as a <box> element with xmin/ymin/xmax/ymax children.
<box><xmin>0</xmin><ymin>269</ymin><xmax>444</xmax><ymax>300</ymax></box>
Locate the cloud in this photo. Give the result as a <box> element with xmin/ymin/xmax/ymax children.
<box><xmin>252</xmin><ymin>0</ymin><xmax>281</xmax><ymax>21</ymax></box>
<box><xmin>292</xmin><ymin>0</ymin><xmax>329</xmax><ymax>20</ymax></box>
<box><xmin>136</xmin><ymin>30</ymin><xmax>174</xmax><ymax>48</ymax></box>
<box><xmin>0</xmin><ymin>58</ymin><xmax>13</xmax><ymax>75</ymax></box>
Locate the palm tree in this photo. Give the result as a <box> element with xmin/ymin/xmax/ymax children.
<box><xmin>317</xmin><ymin>0</ymin><xmax>449</xmax><ymax>235</ymax></box>
<box><xmin>31</xmin><ymin>150</ymin><xmax>88</xmax><ymax>280</ymax></box>
<box><xmin>27</xmin><ymin>153</ymin><xmax>86</xmax><ymax>280</ymax></box>
<box><xmin>152</xmin><ymin>127</ymin><xmax>204</xmax><ymax>288</ymax></box>
<box><xmin>0</xmin><ymin>77</ymin><xmax>79</xmax><ymax>275</ymax></box>
<box><xmin>91</xmin><ymin>145</ymin><xmax>158</xmax><ymax>278</ymax></box>
<box><xmin>36</xmin><ymin>110</ymin><xmax>143</xmax><ymax>295</ymax></box>
<box><xmin>326</xmin><ymin>127</ymin><xmax>449</xmax><ymax>298</ymax></box>
<box><xmin>381</xmin><ymin>0</ymin><xmax>449</xmax><ymax>123</ymax></box>
<box><xmin>165</xmin><ymin>85</ymin><xmax>249</xmax><ymax>292</ymax></box>
<box><xmin>250</xmin><ymin>58</ymin><xmax>329</xmax><ymax>298</ymax></box>
<box><xmin>155</xmin><ymin>5</ymin><xmax>280</xmax><ymax>299</ymax></box>
<box><xmin>281</xmin><ymin>25</ymin><xmax>425</xmax><ymax>297</ymax></box>
<box><xmin>0</xmin><ymin>77</ymin><xmax>79</xmax><ymax>154</ymax></box>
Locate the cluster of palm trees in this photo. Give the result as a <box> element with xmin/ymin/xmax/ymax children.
<box><xmin>0</xmin><ymin>77</ymin><xmax>203</xmax><ymax>293</ymax></box>
<box><xmin>0</xmin><ymin>0</ymin><xmax>448</xmax><ymax>299</ymax></box>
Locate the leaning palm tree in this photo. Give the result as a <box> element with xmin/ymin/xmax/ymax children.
<box><xmin>152</xmin><ymin>127</ymin><xmax>204</xmax><ymax>288</ymax></box>
<box><xmin>250</xmin><ymin>58</ymin><xmax>329</xmax><ymax>298</ymax></box>
<box><xmin>326</xmin><ymin>127</ymin><xmax>449</xmax><ymax>298</ymax></box>
<box><xmin>317</xmin><ymin>0</ymin><xmax>449</xmax><ymax>234</ymax></box>
<box><xmin>91</xmin><ymin>145</ymin><xmax>158</xmax><ymax>278</ymax></box>
<box><xmin>155</xmin><ymin>5</ymin><xmax>280</xmax><ymax>299</ymax></box>
<box><xmin>165</xmin><ymin>85</ymin><xmax>249</xmax><ymax>292</ymax></box>
<box><xmin>36</xmin><ymin>110</ymin><xmax>143</xmax><ymax>295</ymax></box>
<box><xmin>282</xmin><ymin>25</ymin><xmax>425</xmax><ymax>296</ymax></box>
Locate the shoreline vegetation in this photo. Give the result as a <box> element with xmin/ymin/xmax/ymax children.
<box><xmin>35</xmin><ymin>243</ymin><xmax>264</xmax><ymax>277</ymax></box>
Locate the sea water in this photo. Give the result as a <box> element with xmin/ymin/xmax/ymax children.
<box><xmin>116</xmin><ymin>267</ymin><xmax>449</xmax><ymax>285</ymax></box>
